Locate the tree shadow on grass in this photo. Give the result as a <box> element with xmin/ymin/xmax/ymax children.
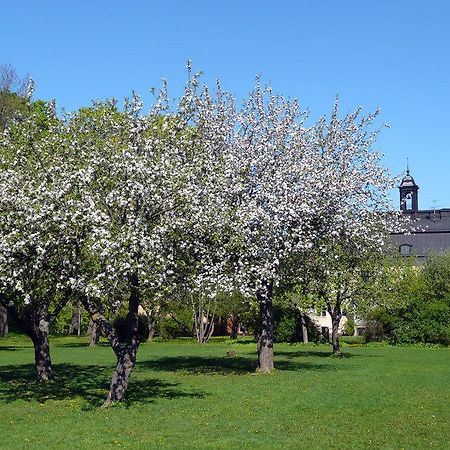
<box><xmin>275</xmin><ymin>349</ymin><xmax>383</xmax><ymax>359</ymax></box>
<box><xmin>0</xmin><ymin>346</ymin><xmax>22</xmax><ymax>351</ymax></box>
<box><xmin>138</xmin><ymin>355</ymin><xmax>335</xmax><ymax>375</ymax></box>
<box><xmin>276</xmin><ymin>350</ymin><xmax>355</xmax><ymax>359</ymax></box>
<box><xmin>56</xmin><ymin>341</ymin><xmax>111</xmax><ymax>348</ymax></box>
<box><xmin>0</xmin><ymin>363</ymin><xmax>204</xmax><ymax>407</ymax></box>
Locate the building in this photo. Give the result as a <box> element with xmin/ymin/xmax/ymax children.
<box><xmin>312</xmin><ymin>169</ymin><xmax>450</xmax><ymax>338</ymax></box>
<box><xmin>390</xmin><ymin>168</ymin><xmax>450</xmax><ymax>262</ymax></box>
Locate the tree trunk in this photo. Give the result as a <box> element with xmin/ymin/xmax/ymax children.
<box><xmin>230</xmin><ymin>315</ymin><xmax>240</xmax><ymax>340</ymax></box>
<box><xmin>300</xmin><ymin>314</ymin><xmax>308</xmax><ymax>343</ymax></box>
<box><xmin>0</xmin><ymin>305</ymin><xmax>8</xmax><ymax>337</ymax></box>
<box><xmin>3</xmin><ymin>300</ymin><xmax>53</xmax><ymax>381</ymax></box>
<box><xmin>331</xmin><ymin>313</ymin><xmax>341</xmax><ymax>355</ymax></box>
<box><xmin>30</xmin><ymin>310</ymin><xmax>53</xmax><ymax>382</ymax></box>
<box><xmin>103</xmin><ymin>345</ymin><xmax>138</xmax><ymax>406</ymax></box>
<box><xmin>148</xmin><ymin>304</ymin><xmax>161</xmax><ymax>341</ymax></box>
<box><xmin>88</xmin><ymin>317</ymin><xmax>101</xmax><ymax>346</ymax></box>
<box><xmin>102</xmin><ymin>272</ymin><xmax>140</xmax><ymax>406</ymax></box>
<box><xmin>257</xmin><ymin>282</ymin><xmax>274</xmax><ymax>373</ymax></box>
<box><xmin>78</xmin><ymin>273</ymin><xmax>143</xmax><ymax>406</ymax></box>
<box><xmin>69</xmin><ymin>302</ymin><xmax>82</xmax><ymax>335</ymax></box>
<box><xmin>192</xmin><ymin>295</ymin><xmax>216</xmax><ymax>344</ymax></box>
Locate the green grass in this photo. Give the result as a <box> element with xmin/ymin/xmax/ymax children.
<box><xmin>0</xmin><ymin>335</ymin><xmax>448</xmax><ymax>449</ymax></box>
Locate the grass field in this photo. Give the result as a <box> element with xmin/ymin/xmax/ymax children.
<box><xmin>0</xmin><ymin>335</ymin><xmax>448</xmax><ymax>449</ymax></box>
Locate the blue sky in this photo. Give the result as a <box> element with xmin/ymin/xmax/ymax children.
<box><xmin>1</xmin><ymin>0</ymin><xmax>449</xmax><ymax>209</ymax></box>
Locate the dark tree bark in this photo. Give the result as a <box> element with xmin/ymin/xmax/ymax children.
<box><xmin>257</xmin><ymin>281</ymin><xmax>274</xmax><ymax>373</ymax></box>
<box><xmin>69</xmin><ymin>303</ymin><xmax>82</xmax><ymax>335</ymax></box>
<box><xmin>29</xmin><ymin>310</ymin><xmax>53</xmax><ymax>382</ymax></box>
<box><xmin>103</xmin><ymin>342</ymin><xmax>139</xmax><ymax>405</ymax></box>
<box><xmin>328</xmin><ymin>294</ymin><xmax>342</xmax><ymax>355</ymax></box>
<box><xmin>103</xmin><ymin>273</ymin><xmax>140</xmax><ymax>406</ymax></box>
<box><xmin>331</xmin><ymin>314</ymin><xmax>341</xmax><ymax>354</ymax></box>
<box><xmin>0</xmin><ymin>292</ymin><xmax>70</xmax><ymax>382</ymax></box>
<box><xmin>147</xmin><ymin>304</ymin><xmax>161</xmax><ymax>341</ymax></box>
<box><xmin>0</xmin><ymin>305</ymin><xmax>8</xmax><ymax>337</ymax></box>
<box><xmin>3</xmin><ymin>301</ymin><xmax>53</xmax><ymax>381</ymax></box>
<box><xmin>300</xmin><ymin>314</ymin><xmax>309</xmax><ymax>343</ymax></box>
<box><xmin>80</xmin><ymin>273</ymin><xmax>141</xmax><ymax>407</ymax></box>
<box><xmin>88</xmin><ymin>317</ymin><xmax>101</xmax><ymax>346</ymax></box>
<box><xmin>230</xmin><ymin>315</ymin><xmax>241</xmax><ymax>340</ymax></box>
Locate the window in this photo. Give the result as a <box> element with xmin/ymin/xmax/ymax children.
<box><xmin>399</xmin><ymin>244</ymin><xmax>412</xmax><ymax>256</ymax></box>
<box><xmin>405</xmin><ymin>192</ymin><xmax>413</xmax><ymax>210</ymax></box>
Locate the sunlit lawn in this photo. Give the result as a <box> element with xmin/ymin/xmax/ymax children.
<box><xmin>0</xmin><ymin>334</ymin><xmax>448</xmax><ymax>449</ymax></box>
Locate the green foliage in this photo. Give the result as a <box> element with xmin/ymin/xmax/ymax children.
<box><xmin>158</xmin><ymin>317</ymin><xmax>189</xmax><ymax>340</ymax></box>
<box><xmin>273</xmin><ymin>305</ymin><xmax>300</xmax><ymax>343</ymax></box>
<box><xmin>339</xmin><ymin>335</ymin><xmax>366</xmax><ymax>345</ymax></box>
<box><xmin>365</xmin><ymin>253</ymin><xmax>450</xmax><ymax>345</ymax></box>
<box><xmin>343</xmin><ymin>318</ymin><xmax>355</xmax><ymax>336</ymax></box>
<box><xmin>0</xmin><ymin>91</ymin><xmax>28</xmax><ymax>128</ymax></box>
<box><xmin>50</xmin><ymin>304</ymin><xmax>80</xmax><ymax>335</ymax></box>
<box><xmin>215</xmin><ymin>292</ymin><xmax>258</xmax><ymax>336</ymax></box>
<box><xmin>270</xmin><ymin>304</ymin><xmax>320</xmax><ymax>343</ymax></box>
<box><xmin>157</xmin><ymin>302</ymin><xmax>193</xmax><ymax>340</ymax></box>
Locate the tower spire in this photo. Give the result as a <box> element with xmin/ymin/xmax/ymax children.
<box><xmin>406</xmin><ymin>157</ymin><xmax>410</xmax><ymax>175</ymax></box>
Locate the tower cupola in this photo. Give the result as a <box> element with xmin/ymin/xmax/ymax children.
<box><xmin>399</xmin><ymin>165</ymin><xmax>419</xmax><ymax>211</ymax></box>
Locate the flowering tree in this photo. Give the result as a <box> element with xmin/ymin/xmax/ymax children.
<box><xmin>295</xmin><ymin>101</ymin><xmax>404</xmax><ymax>354</ymax></box>
<box><xmin>63</xmin><ymin>78</ymin><xmax>239</xmax><ymax>404</ymax></box>
<box><xmin>0</xmin><ymin>65</ymin><xmax>404</xmax><ymax>400</ymax></box>
<box><xmin>0</xmin><ymin>100</ymin><xmax>86</xmax><ymax>381</ymax></box>
<box><xmin>155</xmin><ymin>76</ymin><xmax>319</xmax><ymax>368</ymax></box>
<box><xmin>223</xmin><ymin>82</ymin><xmax>319</xmax><ymax>372</ymax></box>
<box><xmin>189</xmin><ymin>83</ymin><xmax>403</xmax><ymax>368</ymax></box>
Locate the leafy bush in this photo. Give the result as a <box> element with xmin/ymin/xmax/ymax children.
<box><xmin>156</xmin><ymin>301</ymin><xmax>194</xmax><ymax>340</ymax></box>
<box><xmin>343</xmin><ymin>318</ymin><xmax>355</xmax><ymax>336</ymax></box>
<box><xmin>158</xmin><ymin>316</ymin><xmax>192</xmax><ymax>339</ymax></box>
<box><xmin>274</xmin><ymin>306</ymin><xmax>300</xmax><ymax>343</ymax></box>
<box><xmin>364</xmin><ymin>253</ymin><xmax>450</xmax><ymax>346</ymax></box>
<box><xmin>271</xmin><ymin>305</ymin><xmax>321</xmax><ymax>343</ymax></box>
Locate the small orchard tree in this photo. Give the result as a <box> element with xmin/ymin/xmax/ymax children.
<box><xmin>64</xmin><ymin>75</ymin><xmax>238</xmax><ymax>405</ymax></box>
<box><xmin>0</xmin><ymin>99</ymin><xmax>87</xmax><ymax>380</ymax></box>
<box><xmin>297</xmin><ymin>101</ymin><xmax>405</xmax><ymax>354</ymax></box>
<box><xmin>222</xmin><ymin>82</ymin><xmax>320</xmax><ymax>372</ymax></box>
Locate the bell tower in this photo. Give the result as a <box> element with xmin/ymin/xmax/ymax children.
<box><xmin>399</xmin><ymin>164</ymin><xmax>419</xmax><ymax>211</ymax></box>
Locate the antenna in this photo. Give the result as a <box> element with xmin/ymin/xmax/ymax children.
<box><xmin>430</xmin><ymin>200</ymin><xmax>443</xmax><ymax>210</ymax></box>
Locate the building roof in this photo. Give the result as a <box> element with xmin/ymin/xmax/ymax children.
<box><xmin>391</xmin><ymin>209</ymin><xmax>450</xmax><ymax>260</ymax></box>
<box><xmin>392</xmin><ymin>168</ymin><xmax>449</xmax><ymax>260</ymax></box>
<box><xmin>399</xmin><ymin>174</ymin><xmax>418</xmax><ymax>188</ymax></box>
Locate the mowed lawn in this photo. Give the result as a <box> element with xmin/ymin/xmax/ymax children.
<box><xmin>0</xmin><ymin>335</ymin><xmax>448</xmax><ymax>449</ymax></box>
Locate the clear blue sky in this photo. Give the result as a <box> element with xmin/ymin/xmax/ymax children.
<box><xmin>2</xmin><ymin>0</ymin><xmax>449</xmax><ymax>209</ymax></box>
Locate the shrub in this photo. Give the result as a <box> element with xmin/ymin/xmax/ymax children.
<box><xmin>158</xmin><ymin>315</ymin><xmax>192</xmax><ymax>340</ymax></box>
<box><xmin>366</xmin><ymin>297</ymin><xmax>450</xmax><ymax>345</ymax></box>
<box><xmin>343</xmin><ymin>318</ymin><xmax>355</xmax><ymax>336</ymax></box>
<box><xmin>274</xmin><ymin>306</ymin><xmax>300</xmax><ymax>343</ymax></box>
<box><xmin>271</xmin><ymin>305</ymin><xmax>321</xmax><ymax>343</ymax></box>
